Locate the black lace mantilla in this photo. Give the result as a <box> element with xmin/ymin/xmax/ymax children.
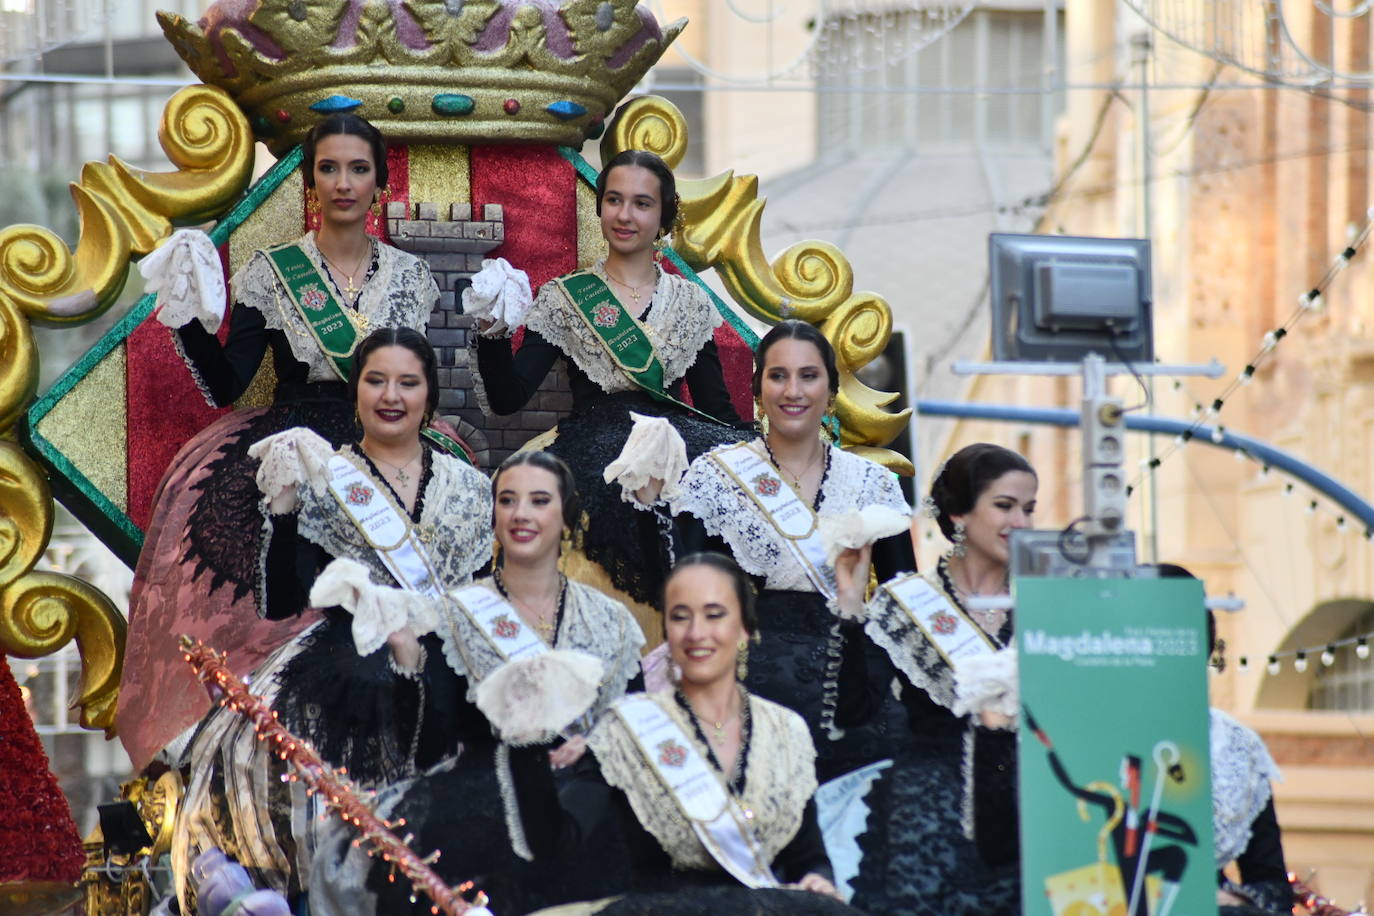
<box><xmin>184</xmin><ymin>386</ymin><xmax>356</xmax><ymax>602</ymax></box>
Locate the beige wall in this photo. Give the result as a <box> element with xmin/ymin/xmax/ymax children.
<box><xmin>928</xmin><ymin>0</ymin><xmax>1374</xmax><ymax>903</ymax></box>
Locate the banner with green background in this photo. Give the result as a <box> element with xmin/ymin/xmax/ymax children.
<box><xmin>1017</xmin><ymin>576</ymin><xmax>1215</xmax><ymax>916</ymax></box>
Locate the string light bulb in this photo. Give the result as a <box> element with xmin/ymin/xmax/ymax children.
<box><xmin>1322</xmin><ymin>646</ymin><xmax>1336</xmax><ymax>667</ymax></box>
<box><xmin>1294</xmin><ymin>651</ymin><xmax>1309</xmax><ymax>673</ymax></box>
<box><xmin>1358</xmin><ymin>638</ymin><xmax>1370</xmax><ymax>660</ymax></box>
<box><xmin>1267</xmin><ymin>656</ymin><xmax>1281</xmax><ymax>676</ymax></box>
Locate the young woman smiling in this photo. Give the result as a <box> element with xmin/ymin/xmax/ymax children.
<box><xmin>509</xmin><ymin>553</ymin><xmax>865</xmax><ymax>914</ymax></box>
<box><xmin>472</xmin><ymin>149</ymin><xmax>747</xmax><ymax>608</ymax></box>
<box><xmin>311</xmin><ymin>449</ymin><xmax>646</xmax><ymax>916</ymax></box>
<box><xmin>664</xmin><ymin>320</ymin><xmax>914</xmax><ymax>784</ymax></box>
<box><xmin>171</xmin><ymin>329</ymin><xmax>491</xmax><ymax>914</ymax></box>
<box><xmin>120</xmin><ymin>113</ymin><xmax>448</xmax><ymax>771</ymax></box>
<box><xmin>846</xmin><ymin>443</ymin><xmax>1038</xmax><ymax>916</ymax></box>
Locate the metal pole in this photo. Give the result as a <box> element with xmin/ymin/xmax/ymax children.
<box><xmin>1130</xmin><ymin>28</ymin><xmax>1159</xmax><ymax>563</ymax></box>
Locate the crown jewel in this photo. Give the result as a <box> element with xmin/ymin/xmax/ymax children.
<box><xmin>158</xmin><ymin>0</ymin><xmax>684</xmax><ymax>154</ymax></box>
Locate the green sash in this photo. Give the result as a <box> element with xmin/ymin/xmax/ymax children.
<box><xmin>265</xmin><ymin>241</ymin><xmax>473</xmax><ymax>467</ymax></box>
<box><xmin>556</xmin><ymin>270</ymin><xmax>728</xmax><ymax>425</ymax></box>
<box><xmin>265</xmin><ymin>241</ymin><xmax>366</xmax><ymax>382</ymax></box>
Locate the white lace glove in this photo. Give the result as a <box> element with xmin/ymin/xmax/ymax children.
<box><xmin>462</xmin><ymin>257</ymin><xmax>532</xmax><ymax>337</ymax></box>
<box><xmin>247</xmin><ymin>428</ymin><xmax>335</xmax><ymax>514</ymax></box>
<box><xmin>952</xmin><ymin>647</ymin><xmax>1019</xmax><ymax>726</ymax></box>
<box><xmin>819</xmin><ymin>504</ymin><xmax>911</xmax><ymax>565</ymax></box>
<box><xmin>603</xmin><ymin>412</ymin><xmax>689</xmax><ymax>507</ymax></box>
<box><xmin>141</xmin><ymin>229</ymin><xmax>228</xmax><ymax>332</ymax></box>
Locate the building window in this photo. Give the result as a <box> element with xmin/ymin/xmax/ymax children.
<box><xmin>1309</xmin><ymin>607</ymin><xmax>1374</xmax><ymax>711</ymax></box>
<box><xmin>815</xmin><ymin>5</ymin><xmax>1065</xmax><ymax>154</ymax></box>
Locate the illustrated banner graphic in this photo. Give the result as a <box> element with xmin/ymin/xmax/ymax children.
<box><xmin>1017</xmin><ymin>577</ymin><xmax>1214</xmax><ymax>916</ymax></box>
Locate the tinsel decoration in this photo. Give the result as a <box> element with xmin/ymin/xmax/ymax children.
<box><xmin>179</xmin><ymin>636</ymin><xmax>486</xmax><ymax>915</ymax></box>
<box><xmin>0</xmin><ymin>654</ymin><xmax>84</xmax><ymax>883</ymax></box>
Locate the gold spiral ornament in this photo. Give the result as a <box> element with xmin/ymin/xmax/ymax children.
<box><xmin>0</xmin><ymin>295</ymin><xmax>38</xmax><ymax>434</ymax></box>
<box><xmin>0</xmin><ymin>570</ymin><xmax>126</xmax><ymax>734</ymax></box>
<box><xmin>0</xmin><ymin>442</ymin><xmax>52</xmax><ymax>583</ymax></box>
<box><xmin>772</xmin><ymin>241</ymin><xmax>854</xmax><ymax>321</ymax></box>
<box><xmin>602</xmin><ymin>95</ymin><xmax>688</xmax><ymax>169</ymax></box>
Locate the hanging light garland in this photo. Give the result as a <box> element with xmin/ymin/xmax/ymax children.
<box><xmin>179</xmin><ymin>636</ymin><xmax>488</xmax><ymax>916</ymax></box>
<box><xmin>1129</xmin><ymin>210</ymin><xmax>1374</xmax><ymax>495</ymax></box>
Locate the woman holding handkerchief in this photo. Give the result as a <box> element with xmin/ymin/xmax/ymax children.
<box><xmin>470</xmin><ymin>149</ymin><xmax>746</xmax><ymax>607</ymax></box>
<box><xmin>512</xmin><ymin>552</ymin><xmax>862</xmax><ymax>915</ymax></box>
<box><xmin>309</xmin><ymin>449</ymin><xmax>646</xmax><ymax>916</ymax></box>
<box><xmin>172</xmin><ymin>329</ymin><xmax>492</xmax><ymax>913</ymax></box>
<box><xmin>664</xmin><ymin>320</ymin><xmax>914</xmax><ymax>783</ymax></box>
<box><xmin>843</xmin><ymin>442</ymin><xmax>1037</xmax><ymax>915</ymax></box>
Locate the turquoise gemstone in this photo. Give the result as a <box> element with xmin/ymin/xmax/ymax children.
<box><xmin>546</xmin><ymin>100</ymin><xmax>587</xmax><ymax>121</ymax></box>
<box><xmin>309</xmin><ymin>95</ymin><xmax>362</xmax><ymax>113</ymax></box>
<box><xmin>432</xmin><ymin>94</ymin><xmax>476</xmax><ymax>116</ymax></box>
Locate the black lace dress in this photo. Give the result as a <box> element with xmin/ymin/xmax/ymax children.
<box><xmin>309</xmin><ymin>579</ymin><xmax>647</xmax><ymax>916</ymax></box>
<box><xmin>511</xmin><ymin>691</ymin><xmax>865</xmax><ymax>915</ymax></box>
<box><xmin>667</xmin><ymin>442</ymin><xmax>915</xmax><ymax>783</ymax></box>
<box><xmin>848</xmin><ymin>567</ymin><xmax>1020</xmax><ymax>916</ymax></box>
<box><xmin>474</xmin><ymin>264</ymin><xmax>748</xmax><ymax>605</ymax></box>
<box><xmin>118</xmin><ymin>234</ymin><xmax>438</xmax><ymax>771</ymax></box>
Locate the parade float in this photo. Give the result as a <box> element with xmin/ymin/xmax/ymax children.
<box><xmin>0</xmin><ymin>1</ymin><xmax>910</xmax><ymax>912</ymax></box>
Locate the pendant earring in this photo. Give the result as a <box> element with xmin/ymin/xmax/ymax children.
<box><xmin>735</xmin><ymin>639</ymin><xmax>750</xmax><ymax>681</ymax></box>
<box><xmin>950</xmin><ymin>521</ymin><xmax>968</xmax><ymax>558</ymax></box>
<box><xmin>306</xmin><ymin>187</ymin><xmax>321</xmax><ymax>217</ymax></box>
<box><xmin>653</xmin><ymin>232</ymin><xmax>665</xmax><ymax>264</ymax></box>
<box><xmin>822</xmin><ymin>400</ymin><xmax>840</xmax><ymax>444</ymax></box>
<box><xmin>491</xmin><ymin>538</ymin><xmax>502</xmax><ymax>570</ymax></box>
<box><xmin>669</xmin><ymin>659</ymin><xmax>682</xmax><ymax>686</ymax></box>
<box><xmin>753</xmin><ymin>396</ymin><xmax>769</xmax><ymax>438</ymax></box>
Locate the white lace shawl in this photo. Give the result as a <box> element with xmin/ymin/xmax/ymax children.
<box><xmin>178</xmin><ymin>232</ymin><xmax>439</xmax><ymax>405</ymax></box>
<box><xmin>434</xmin><ymin>579</ymin><xmax>646</xmax><ymax>724</ymax></box>
<box><xmin>863</xmin><ymin>569</ymin><xmax>963</xmax><ymax>711</ymax></box>
<box><xmin>525</xmin><ymin>263</ymin><xmax>721</xmax><ymax>393</ymax></box>
<box><xmin>589</xmin><ymin>691</ymin><xmax>817</xmax><ymax>873</ymax></box>
<box><xmin>260</xmin><ymin>439</ymin><xmax>493</xmax><ymax>612</ymax></box>
<box><xmin>670</xmin><ymin>441</ymin><xmax>911</xmax><ymax>592</ymax></box>
<box><xmin>1211</xmin><ymin>707</ymin><xmax>1282</xmax><ymax>867</ymax></box>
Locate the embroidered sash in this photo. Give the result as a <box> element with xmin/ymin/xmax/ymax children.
<box><xmin>711</xmin><ymin>444</ymin><xmax>836</xmax><ymax>598</ymax></box>
<box><xmin>614</xmin><ymin>695</ymin><xmax>780</xmax><ymax>889</ymax></box>
<box><xmin>880</xmin><ymin>572</ymin><xmax>997</xmax><ymax>671</ymax></box>
<box><xmin>556</xmin><ymin>271</ymin><xmax>726</xmax><ymax>424</ymax></box>
<box><xmin>266</xmin><ymin>241</ymin><xmax>365</xmax><ymax>380</ymax></box>
<box><xmin>445</xmin><ymin>583</ymin><xmax>550</xmax><ymax>668</ymax></box>
<box><xmin>324</xmin><ymin>453</ymin><xmax>443</xmax><ymax>599</ymax></box>
<box><xmin>267</xmin><ymin>243</ymin><xmax>473</xmax><ymax>466</ymax></box>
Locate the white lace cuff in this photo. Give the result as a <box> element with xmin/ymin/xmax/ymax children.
<box><xmin>951</xmin><ymin>647</ymin><xmax>1019</xmax><ymax>725</ymax></box>
<box><xmin>248</xmin><ymin>427</ymin><xmax>335</xmax><ymax>514</ymax></box>
<box><xmin>462</xmin><ymin>257</ymin><xmax>532</xmax><ymax>338</ymax></box>
<box><xmin>819</xmin><ymin>504</ymin><xmax>911</xmax><ymax>565</ymax></box>
<box><xmin>603</xmin><ymin>412</ymin><xmax>690</xmax><ymax>507</ymax></box>
<box><xmin>308</xmin><ymin>558</ymin><xmax>434</xmax><ymax>656</ymax></box>
<box><xmin>141</xmin><ymin>229</ymin><xmax>228</xmax><ymax>332</ymax></box>
<box><xmin>475</xmin><ymin>649</ymin><xmax>604</xmax><ymax>746</ymax></box>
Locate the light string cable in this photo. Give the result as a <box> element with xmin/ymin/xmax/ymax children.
<box><xmin>1127</xmin><ymin>210</ymin><xmax>1374</xmax><ymax>497</ymax></box>
<box><xmin>178</xmin><ymin>636</ymin><xmax>486</xmax><ymax>916</ymax></box>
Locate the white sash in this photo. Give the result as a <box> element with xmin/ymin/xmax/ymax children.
<box><xmin>883</xmin><ymin>573</ymin><xmax>997</xmax><ymax>671</ymax></box>
<box><xmin>324</xmin><ymin>454</ymin><xmax>443</xmax><ymax>599</ymax></box>
<box><xmin>615</xmin><ymin>695</ymin><xmax>780</xmax><ymax>889</ymax></box>
<box><xmin>446</xmin><ymin>583</ymin><xmax>550</xmax><ymax>666</ymax></box>
<box><xmin>711</xmin><ymin>444</ymin><xmax>835</xmax><ymax>599</ymax></box>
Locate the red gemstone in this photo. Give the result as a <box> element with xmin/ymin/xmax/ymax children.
<box><xmin>503</xmin><ymin>98</ymin><xmax>521</xmax><ymax>115</ymax></box>
<box><xmin>276</xmin><ymin>109</ymin><xmax>291</xmax><ymax>123</ymax></box>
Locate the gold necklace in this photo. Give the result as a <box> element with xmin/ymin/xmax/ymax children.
<box><xmin>496</xmin><ymin>569</ymin><xmax>563</xmax><ymax>638</ymax></box>
<box><xmin>372</xmin><ymin>449</ymin><xmax>422</xmax><ymax>486</ymax></box>
<box><xmin>762</xmin><ymin>436</ymin><xmax>822</xmax><ymax>489</ymax></box>
<box><xmin>320</xmin><ymin>242</ymin><xmax>371</xmax><ymax>299</ymax></box>
<box><xmin>603</xmin><ymin>265</ymin><xmax>654</xmax><ymax>305</ymax></box>
<box><xmin>690</xmin><ymin>697</ymin><xmax>738</xmax><ymax>741</ymax></box>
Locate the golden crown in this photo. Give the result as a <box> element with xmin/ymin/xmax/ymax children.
<box><xmin>158</xmin><ymin>0</ymin><xmax>684</xmax><ymax>155</ymax></box>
